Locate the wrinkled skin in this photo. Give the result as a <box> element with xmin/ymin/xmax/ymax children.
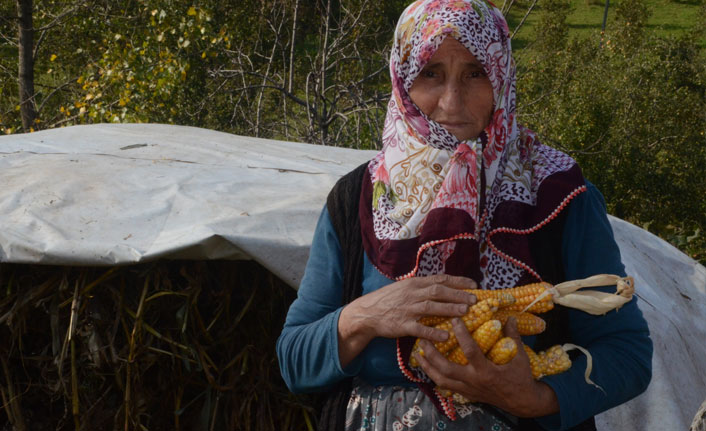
<box><xmin>337</xmin><ymin>274</ymin><xmax>477</xmax><ymax>367</ymax></box>
<box><xmin>414</xmin><ymin>317</ymin><xmax>559</xmax><ymax>417</ymax></box>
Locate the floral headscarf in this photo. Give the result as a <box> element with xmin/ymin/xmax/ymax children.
<box><xmin>360</xmin><ymin>0</ymin><xmax>586</xmax><ymax>290</ymax></box>
<box><xmin>358</xmin><ymin>0</ymin><xmax>588</xmax><ymax>419</ymax></box>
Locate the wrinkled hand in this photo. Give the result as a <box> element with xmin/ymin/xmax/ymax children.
<box><xmin>338</xmin><ymin>274</ymin><xmax>477</xmax><ymax>367</ymax></box>
<box><xmin>414</xmin><ymin>317</ymin><xmax>559</xmax><ymax>417</ymax></box>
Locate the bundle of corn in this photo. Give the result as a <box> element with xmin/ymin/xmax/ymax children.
<box><xmin>411</xmin><ymin>275</ymin><xmax>634</xmax><ymax>403</ymax></box>
<box><xmin>0</xmin><ymin>261</ymin><xmax>316</xmax><ymax>431</ymax></box>
<box><xmin>411</xmin><ymin>285</ymin><xmax>557</xmax><ymax>366</ymax></box>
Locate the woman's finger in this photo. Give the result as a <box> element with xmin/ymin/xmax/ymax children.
<box><xmin>410</xmin><ymin>323</ymin><xmax>450</xmax><ymax>343</ymax></box>
<box><xmin>424</xmin><ymin>274</ymin><xmax>478</xmax><ymax>291</ymax></box>
<box><xmin>454</xmin><ymin>318</ymin><xmax>486</xmax><ymax>365</ymax></box>
<box><xmin>419</xmin><ymin>283</ymin><xmax>477</xmax><ymax>305</ymax></box>
<box><xmin>411</xmin><ymin>300</ymin><xmax>469</xmax><ymax>318</ymax></box>
<box><xmin>503</xmin><ymin>316</ymin><xmax>522</xmax><ymax>343</ymax></box>
<box><xmin>415</xmin><ymin>341</ymin><xmax>462</xmax><ymax>389</ymax></box>
<box><xmin>503</xmin><ymin>317</ymin><xmax>530</xmax><ymax>364</ymax></box>
<box><xmin>415</xmin><ymin>340</ymin><xmax>458</xmax><ymax>380</ymax></box>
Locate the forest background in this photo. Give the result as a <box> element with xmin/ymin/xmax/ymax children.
<box><xmin>0</xmin><ymin>1</ymin><xmax>705</xmax><ymax>430</ymax></box>
<box><xmin>1</xmin><ymin>0</ymin><xmax>705</xmax><ymax>264</ymax></box>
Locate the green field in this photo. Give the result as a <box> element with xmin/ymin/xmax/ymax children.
<box><xmin>506</xmin><ymin>0</ymin><xmax>704</xmax><ymax>50</ymax></box>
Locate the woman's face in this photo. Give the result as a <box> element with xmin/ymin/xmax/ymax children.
<box><xmin>408</xmin><ymin>37</ymin><xmax>494</xmax><ymax>141</ymax></box>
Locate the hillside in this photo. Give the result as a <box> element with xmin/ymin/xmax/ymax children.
<box><xmin>507</xmin><ymin>0</ymin><xmax>704</xmax><ymax>50</ymax></box>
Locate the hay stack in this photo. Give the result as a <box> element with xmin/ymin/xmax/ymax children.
<box><xmin>0</xmin><ymin>261</ymin><xmax>315</xmax><ymax>430</ymax></box>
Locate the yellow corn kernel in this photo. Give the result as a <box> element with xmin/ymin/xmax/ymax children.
<box><xmin>419</xmin><ymin>293</ymin><xmax>512</xmax><ymax>326</ymax></box>
<box><xmin>446</xmin><ymin>346</ymin><xmax>468</xmax><ymax>366</ymax></box>
<box><xmin>471</xmin><ymin>319</ymin><xmax>503</xmax><ymax>354</ymax></box>
<box><xmin>487</xmin><ymin>337</ymin><xmax>517</xmax><ymax>365</ymax></box>
<box><xmin>539</xmin><ymin>345</ymin><xmax>572</xmax><ymax>376</ymax></box>
<box><xmin>418</xmin><ymin>315</ymin><xmax>447</xmax><ymax>326</ymax></box>
<box><xmin>492</xmin><ymin>309</ymin><xmax>546</xmax><ymax>335</ymax></box>
<box><xmin>495</xmin><ymin>291</ymin><xmax>517</xmax><ymax>308</ymax></box>
<box><xmin>446</xmin><ymin>319</ymin><xmax>503</xmax><ymax>365</ymax></box>
<box><xmin>410</xmin><ymin>298</ymin><xmax>499</xmax><ymax>367</ymax></box>
<box><xmin>431</xmin><ymin>298</ymin><xmax>499</xmax><ymax>354</ymax></box>
<box><xmin>524</xmin><ymin>344</ymin><xmax>572</xmax><ymax>379</ymax></box>
<box><xmin>505</xmin><ymin>283</ymin><xmax>554</xmax><ymax>313</ymax></box>
<box><xmin>463</xmin><ymin>289</ymin><xmax>517</xmax><ymax>307</ymax></box>
<box><xmin>465</xmin><ymin>283</ymin><xmax>553</xmax><ymax>313</ymax></box>
<box><xmin>523</xmin><ymin>344</ymin><xmax>544</xmax><ymax>379</ymax></box>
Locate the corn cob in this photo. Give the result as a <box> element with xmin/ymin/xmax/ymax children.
<box><xmin>441</xmin><ymin>343</ymin><xmax>572</xmax><ymax>405</ymax></box>
<box><xmin>446</xmin><ymin>319</ymin><xmax>503</xmax><ymax>365</ymax></box>
<box><xmin>523</xmin><ymin>344</ymin><xmax>544</xmax><ymax>379</ymax></box>
<box><xmin>466</xmin><ymin>282</ymin><xmax>553</xmax><ymax>314</ymax></box>
<box><xmin>446</xmin><ymin>346</ymin><xmax>469</xmax><ymax>366</ymax></box>
<box><xmin>410</xmin><ymin>298</ymin><xmax>499</xmax><ymax>367</ymax></box>
<box><xmin>418</xmin><ymin>315</ymin><xmax>448</xmax><ymax>327</ymax></box>
<box><xmin>523</xmin><ymin>344</ymin><xmax>572</xmax><ymax>379</ymax></box>
<box><xmin>487</xmin><ymin>337</ymin><xmax>517</xmax><ymax>365</ymax></box>
<box><xmin>418</xmin><ymin>292</ymin><xmax>513</xmax><ymax>327</ymax></box>
<box><xmin>461</xmin><ymin>290</ymin><xmax>516</xmax><ymax>307</ymax></box>
<box><xmin>492</xmin><ymin>309</ymin><xmax>546</xmax><ymax>335</ymax></box>
<box><xmin>539</xmin><ymin>345</ymin><xmax>572</xmax><ymax>376</ymax></box>
<box><xmin>504</xmin><ymin>283</ymin><xmax>554</xmax><ymax>313</ymax></box>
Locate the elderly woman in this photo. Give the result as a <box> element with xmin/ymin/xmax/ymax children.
<box><xmin>277</xmin><ymin>0</ymin><xmax>652</xmax><ymax>430</ymax></box>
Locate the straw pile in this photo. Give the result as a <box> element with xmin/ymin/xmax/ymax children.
<box><xmin>0</xmin><ymin>260</ymin><xmax>316</xmax><ymax>430</ymax></box>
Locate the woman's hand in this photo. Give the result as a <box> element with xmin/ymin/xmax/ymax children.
<box><xmin>414</xmin><ymin>317</ymin><xmax>560</xmax><ymax>417</ymax></box>
<box><xmin>337</xmin><ymin>274</ymin><xmax>477</xmax><ymax>368</ymax></box>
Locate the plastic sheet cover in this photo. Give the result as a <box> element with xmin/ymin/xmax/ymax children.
<box><xmin>0</xmin><ymin>124</ymin><xmax>375</xmax><ymax>286</ymax></box>
<box><xmin>0</xmin><ymin>124</ymin><xmax>704</xmax><ymax>429</ymax></box>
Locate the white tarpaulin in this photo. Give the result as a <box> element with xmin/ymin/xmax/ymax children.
<box><xmin>0</xmin><ymin>123</ymin><xmax>375</xmax><ymax>286</ymax></box>
<box><xmin>597</xmin><ymin>217</ymin><xmax>706</xmax><ymax>430</ymax></box>
<box><xmin>0</xmin><ymin>124</ymin><xmax>704</xmax><ymax>429</ymax></box>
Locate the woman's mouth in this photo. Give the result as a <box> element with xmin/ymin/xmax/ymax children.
<box><xmin>438</xmin><ymin>121</ymin><xmax>469</xmax><ymax>129</ymax></box>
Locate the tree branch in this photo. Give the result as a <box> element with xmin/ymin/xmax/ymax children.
<box><xmin>34</xmin><ymin>1</ymin><xmax>88</xmax><ymax>32</ymax></box>
<box><xmin>36</xmin><ymin>77</ymin><xmax>79</xmax><ymax>114</ymax></box>
<box><xmin>511</xmin><ymin>0</ymin><xmax>539</xmax><ymax>39</ymax></box>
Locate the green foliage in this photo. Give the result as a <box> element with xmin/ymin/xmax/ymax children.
<box><xmin>613</xmin><ymin>0</ymin><xmax>651</xmax><ymax>46</ymax></box>
<box><xmin>506</xmin><ymin>0</ymin><xmax>704</xmax><ymax>52</ymax></box>
<box><xmin>534</xmin><ymin>0</ymin><xmax>572</xmax><ymax>53</ymax></box>
<box><xmin>517</xmin><ymin>0</ymin><xmax>706</xmax><ymax>263</ymax></box>
<box><xmin>76</xmin><ymin>3</ymin><xmax>227</xmax><ymax>125</ymax></box>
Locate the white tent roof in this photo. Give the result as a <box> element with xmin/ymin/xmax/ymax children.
<box><xmin>0</xmin><ymin>123</ymin><xmax>374</xmax><ymax>286</ymax></box>
<box><xmin>1</xmin><ymin>124</ymin><xmax>704</xmax><ymax>429</ymax></box>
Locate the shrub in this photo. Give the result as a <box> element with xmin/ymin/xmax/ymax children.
<box><xmin>517</xmin><ymin>0</ymin><xmax>706</xmax><ymax>263</ymax></box>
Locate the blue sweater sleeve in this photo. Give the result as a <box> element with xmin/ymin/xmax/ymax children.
<box><xmin>276</xmin><ymin>206</ymin><xmax>363</xmax><ymax>393</ymax></box>
<box><xmin>533</xmin><ymin>182</ymin><xmax>653</xmax><ymax>430</ymax></box>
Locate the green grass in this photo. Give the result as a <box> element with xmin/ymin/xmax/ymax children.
<box><xmin>505</xmin><ymin>0</ymin><xmax>704</xmax><ymax>51</ymax></box>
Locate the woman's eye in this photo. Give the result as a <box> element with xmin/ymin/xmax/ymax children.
<box><xmin>421</xmin><ymin>70</ymin><xmax>436</xmax><ymax>78</ymax></box>
<box><xmin>468</xmin><ymin>71</ymin><xmax>484</xmax><ymax>78</ymax></box>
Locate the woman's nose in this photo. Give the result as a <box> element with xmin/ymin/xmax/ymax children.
<box><xmin>438</xmin><ymin>81</ymin><xmax>464</xmax><ymax>114</ymax></box>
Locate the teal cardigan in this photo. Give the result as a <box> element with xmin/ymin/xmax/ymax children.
<box><xmin>276</xmin><ymin>182</ymin><xmax>652</xmax><ymax>430</ymax></box>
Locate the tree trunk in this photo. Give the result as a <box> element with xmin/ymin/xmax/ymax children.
<box><xmin>319</xmin><ymin>0</ymin><xmax>331</xmax><ymax>145</ymax></box>
<box><xmin>17</xmin><ymin>0</ymin><xmax>36</xmax><ymax>132</ymax></box>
